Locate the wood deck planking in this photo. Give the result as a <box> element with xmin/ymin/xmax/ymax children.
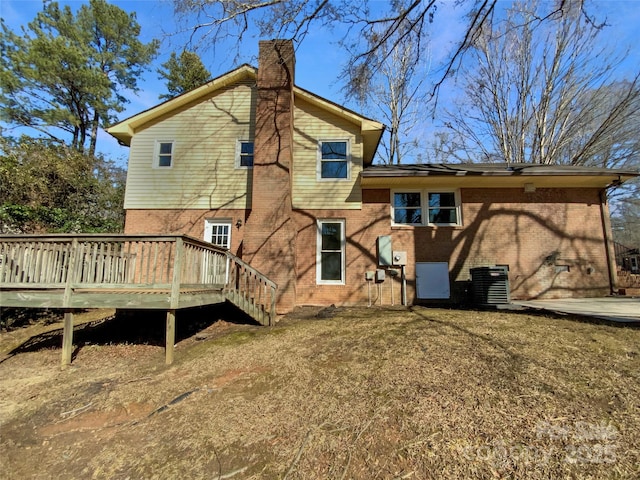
<box><xmin>0</xmin><ymin>287</ymin><xmax>226</xmax><ymax>309</ymax></box>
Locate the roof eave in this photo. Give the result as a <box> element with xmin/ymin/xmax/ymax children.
<box><xmin>360</xmin><ymin>169</ymin><xmax>639</xmax><ymax>189</ymax></box>
<box><xmin>293</xmin><ymin>86</ymin><xmax>384</xmax><ymax>164</ymax></box>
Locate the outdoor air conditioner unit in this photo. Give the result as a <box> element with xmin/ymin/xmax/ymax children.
<box><xmin>470</xmin><ymin>266</ymin><xmax>510</xmax><ymax>305</ymax></box>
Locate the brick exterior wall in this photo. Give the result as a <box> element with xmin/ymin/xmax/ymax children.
<box><xmin>126</xmin><ymin>186</ymin><xmax>612</xmax><ymax>308</ymax></box>
<box><xmin>291</xmin><ymin>187</ymin><xmax>611</xmax><ymax>307</ymax></box>
<box><xmin>124</xmin><ymin>209</ymin><xmax>247</xmax><ymax>257</ymax></box>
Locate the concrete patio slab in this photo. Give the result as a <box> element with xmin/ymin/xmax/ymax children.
<box><xmin>512</xmin><ymin>297</ymin><xmax>640</xmax><ymax>324</ymax></box>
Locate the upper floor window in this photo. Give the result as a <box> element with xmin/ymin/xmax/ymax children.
<box><xmin>392</xmin><ymin>189</ymin><xmax>461</xmax><ymax>226</ymax></box>
<box><xmin>155</xmin><ymin>141</ymin><xmax>174</xmax><ymax>168</ymax></box>
<box><xmin>236</xmin><ymin>140</ymin><xmax>254</xmax><ymax>168</ymax></box>
<box><xmin>319</xmin><ymin>140</ymin><xmax>349</xmax><ymax>179</ymax></box>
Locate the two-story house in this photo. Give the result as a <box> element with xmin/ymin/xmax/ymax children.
<box><xmin>107</xmin><ymin>40</ymin><xmax>638</xmax><ymax>313</ymax></box>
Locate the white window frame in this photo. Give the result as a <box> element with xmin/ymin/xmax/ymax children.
<box><xmin>235</xmin><ymin>140</ymin><xmax>254</xmax><ymax>169</ymax></box>
<box><xmin>154</xmin><ymin>140</ymin><xmax>174</xmax><ymax>168</ymax></box>
<box><xmin>391</xmin><ymin>189</ymin><xmax>462</xmax><ymax>227</ymax></box>
<box><xmin>426</xmin><ymin>190</ymin><xmax>462</xmax><ymax>226</ymax></box>
<box><xmin>316</xmin><ymin>219</ymin><xmax>346</xmax><ymax>285</ymax></box>
<box><xmin>317</xmin><ymin>139</ymin><xmax>350</xmax><ymax>181</ymax></box>
<box><xmin>204</xmin><ymin>219</ymin><xmax>232</xmax><ymax>249</ymax></box>
<box><xmin>391</xmin><ymin>190</ymin><xmax>424</xmax><ymax>226</ymax></box>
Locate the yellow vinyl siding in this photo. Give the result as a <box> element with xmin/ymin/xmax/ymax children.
<box><xmin>124</xmin><ymin>82</ymin><xmax>255</xmax><ymax>209</ymax></box>
<box><xmin>293</xmin><ymin>98</ymin><xmax>363</xmax><ymax>209</ymax></box>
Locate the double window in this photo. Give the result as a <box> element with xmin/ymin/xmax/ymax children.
<box><xmin>317</xmin><ymin>219</ymin><xmax>345</xmax><ymax>284</ymax></box>
<box><xmin>236</xmin><ymin>140</ymin><xmax>254</xmax><ymax>168</ymax></box>
<box><xmin>392</xmin><ymin>190</ymin><xmax>461</xmax><ymax>226</ymax></box>
<box><xmin>319</xmin><ymin>140</ymin><xmax>349</xmax><ymax>179</ymax></box>
<box><xmin>155</xmin><ymin>141</ymin><xmax>174</xmax><ymax>168</ymax></box>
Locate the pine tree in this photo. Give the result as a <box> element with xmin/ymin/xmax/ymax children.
<box><xmin>158</xmin><ymin>50</ymin><xmax>211</xmax><ymax>100</ymax></box>
<box><xmin>0</xmin><ymin>0</ymin><xmax>158</xmax><ymax>156</ymax></box>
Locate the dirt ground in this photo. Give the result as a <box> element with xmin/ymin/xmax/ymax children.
<box><xmin>1</xmin><ymin>305</ymin><xmax>638</xmax><ymax>479</ymax></box>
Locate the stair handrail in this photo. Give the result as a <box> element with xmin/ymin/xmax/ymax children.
<box><xmin>224</xmin><ymin>251</ymin><xmax>277</xmax><ymax>326</ymax></box>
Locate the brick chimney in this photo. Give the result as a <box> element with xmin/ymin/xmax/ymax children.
<box><xmin>243</xmin><ymin>40</ymin><xmax>297</xmax><ymax>313</ymax></box>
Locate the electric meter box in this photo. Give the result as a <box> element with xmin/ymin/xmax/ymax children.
<box><xmin>392</xmin><ymin>251</ymin><xmax>407</xmax><ymax>266</ymax></box>
<box><xmin>377</xmin><ymin>236</ymin><xmax>392</xmax><ymax>266</ymax></box>
<box><xmin>375</xmin><ymin>269</ymin><xmax>386</xmax><ymax>283</ymax></box>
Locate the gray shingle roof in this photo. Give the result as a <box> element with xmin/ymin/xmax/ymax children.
<box><xmin>361</xmin><ymin>163</ymin><xmax>639</xmax><ymax>178</ymax></box>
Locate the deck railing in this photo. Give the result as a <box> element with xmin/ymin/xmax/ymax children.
<box><xmin>617</xmin><ymin>269</ymin><xmax>640</xmax><ymax>289</ymax></box>
<box><xmin>0</xmin><ymin>234</ymin><xmax>277</xmax><ymax>325</ymax></box>
<box><xmin>225</xmin><ymin>255</ymin><xmax>277</xmax><ymax>326</ymax></box>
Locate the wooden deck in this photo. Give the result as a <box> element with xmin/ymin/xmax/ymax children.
<box><xmin>1</xmin><ymin>234</ymin><xmax>277</xmax><ymax>365</ymax></box>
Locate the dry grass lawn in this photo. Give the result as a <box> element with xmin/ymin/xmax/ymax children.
<box><xmin>0</xmin><ymin>305</ymin><xmax>638</xmax><ymax>479</ymax></box>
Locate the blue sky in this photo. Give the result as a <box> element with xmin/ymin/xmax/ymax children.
<box><xmin>2</xmin><ymin>0</ymin><xmax>640</xmax><ymax>166</ymax></box>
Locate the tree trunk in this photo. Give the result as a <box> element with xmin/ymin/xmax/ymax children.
<box><xmin>89</xmin><ymin>110</ymin><xmax>100</xmax><ymax>157</ymax></box>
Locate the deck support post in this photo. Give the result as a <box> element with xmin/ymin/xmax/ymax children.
<box><xmin>166</xmin><ymin>309</ymin><xmax>176</xmax><ymax>365</ymax></box>
<box><xmin>61</xmin><ymin>310</ymin><xmax>74</xmax><ymax>367</ymax></box>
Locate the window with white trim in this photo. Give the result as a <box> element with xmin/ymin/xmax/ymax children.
<box><xmin>236</xmin><ymin>140</ymin><xmax>254</xmax><ymax>168</ymax></box>
<box><xmin>427</xmin><ymin>192</ymin><xmax>460</xmax><ymax>225</ymax></box>
<box><xmin>155</xmin><ymin>141</ymin><xmax>174</xmax><ymax>167</ymax></box>
<box><xmin>391</xmin><ymin>189</ymin><xmax>461</xmax><ymax>226</ymax></box>
<box><xmin>318</xmin><ymin>140</ymin><xmax>349</xmax><ymax>179</ymax></box>
<box><xmin>317</xmin><ymin>219</ymin><xmax>345</xmax><ymax>284</ymax></box>
<box><xmin>392</xmin><ymin>191</ymin><xmax>423</xmax><ymax>225</ymax></box>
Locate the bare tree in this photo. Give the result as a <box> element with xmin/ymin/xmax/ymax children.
<box><xmin>346</xmin><ymin>18</ymin><xmax>430</xmax><ymax>164</ymax></box>
<box><xmin>170</xmin><ymin>1</ymin><xmax>619</xmax><ymax>152</ymax></box>
<box><xmin>612</xmin><ymin>198</ymin><xmax>640</xmax><ymax>248</ymax></box>
<box><xmin>438</xmin><ymin>0</ymin><xmax>640</xmax><ymax>243</ymax></box>
<box><xmin>171</xmin><ymin>1</ymin><xmax>612</xmax><ymax>167</ymax></box>
<box><xmin>442</xmin><ymin>0</ymin><xmax>640</xmax><ymax>169</ymax></box>
<box><xmin>172</xmin><ymin>1</ymin><xmax>604</xmax><ymax>97</ymax></box>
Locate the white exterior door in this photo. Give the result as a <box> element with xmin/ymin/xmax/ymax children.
<box><xmin>204</xmin><ymin>220</ymin><xmax>232</xmax><ymax>249</ymax></box>
<box><xmin>416</xmin><ymin>262</ymin><xmax>450</xmax><ymax>299</ymax></box>
<box><xmin>203</xmin><ymin>220</ymin><xmax>232</xmax><ymax>284</ymax></box>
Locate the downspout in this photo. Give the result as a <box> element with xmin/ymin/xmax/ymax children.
<box><xmin>599</xmin><ymin>185</ymin><xmax>619</xmax><ymax>295</ymax></box>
